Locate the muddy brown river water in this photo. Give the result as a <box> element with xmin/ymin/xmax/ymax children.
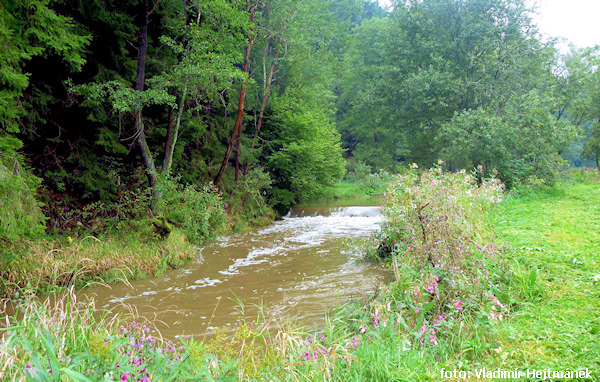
<box><xmin>82</xmin><ymin>204</ymin><xmax>390</xmax><ymax>339</ymax></box>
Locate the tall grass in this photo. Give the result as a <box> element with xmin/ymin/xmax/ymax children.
<box><xmin>0</xmin><ymin>231</ymin><xmax>197</xmax><ymax>299</ymax></box>
<box><xmin>2</xmin><ymin>169</ymin><xmax>598</xmax><ymax>381</ymax></box>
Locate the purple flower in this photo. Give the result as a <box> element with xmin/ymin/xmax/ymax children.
<box><xmin>454</xmin><ymin>300</ymin><xmax>464</xmax><ymax>310</ymax></box>
<box><xmin>24</xmin><ymin>365</ymin><xmax>38</xmax><ymax>374</ymax></box>
<box><xmin>429</xmin><ymin>335</ymin><xmax>438</xmax><ymax>345</ymax></box>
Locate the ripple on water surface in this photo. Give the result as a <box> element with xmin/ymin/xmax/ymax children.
<box><xmin>84</xmin><ymin>206</ymin><xmax>391</xmax><ymax>338</ymax></box>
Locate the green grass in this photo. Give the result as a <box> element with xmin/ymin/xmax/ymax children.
<box><xmin>2</xmin><ymin>173</ymin><xmax>599</xmax><ymax>381</ymax></box>
<box><xmin>303</xmin><ymin>178</ymin><xmax>390</xmax><ymax>206</ymax></box>
<box><xmin>0</xmin><ymin>229</ymin><xmax>199</xmax><ymax>299</ymax></box>
<box><xmin>482</xmin><ymin>176</ymin><xmax>600</xmax><ymax>374</ymax></box>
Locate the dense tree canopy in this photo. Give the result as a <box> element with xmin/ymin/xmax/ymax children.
<box><xmin>0</xmin><ymin>0</ymin><xmax>596</xmax><ymax>242</ymax></box>
<box><xmin>336</xmin><ymin>0</ymin><xmax>581</xmax><ymax>185</ymax></box>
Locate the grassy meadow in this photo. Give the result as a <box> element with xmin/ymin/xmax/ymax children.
<box><xmin>484</xmin><ymin>172</ymin><xmax>600</xmax><ymax>373</ymax></box>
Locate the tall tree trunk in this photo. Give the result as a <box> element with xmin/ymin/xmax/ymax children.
<box><xmin>244</xmin><ymin>48</ymin><xmax>279</xmax><ymax>176</ymax></box>
<box><xmin>235</xmin><ymin>120</ymin><xmax>242</xmax><ymax>181</ymax></box>
<box><xmin>162</xmin><ymin>0</ymin><xmax>190</xmax><ymax>175</ymax></box>
<box><xmin>162</xmin><ymin>87</ymin><xmax>187</xmax><ymax>174</ymax></box>
<box><xmin>134</xmin><ymin>0</ymin><xmax>158</xmax><ymax>196</ymax></box>
<box><xmin>214</xmin><ymin>7</ymin><xmax>255</xmax><ymax>186</ymax></box>
<box><xmin>162</xmin><ymin>92</ymin><xmax>177</xmax><ymax>173</ymax></box>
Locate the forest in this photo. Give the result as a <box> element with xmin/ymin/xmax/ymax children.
<box><xmin>1</xmin><ymin>0</ymin><xmax>599</xmax><ymax>248</ymax></box>
<box><xmin>1</xmin><ymin>0</ymin><xmax>600</xmax><ymax>380</ymax></box>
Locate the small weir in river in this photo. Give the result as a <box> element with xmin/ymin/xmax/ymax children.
<box><xmin>82</xmin><ymin>204</ymin><xmax>390</xmax><ymax>339</ymax></box>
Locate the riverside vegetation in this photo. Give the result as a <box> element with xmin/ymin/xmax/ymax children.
<box><xmin>2</xmin><ymin>0</ymin><xmax>600</xmax><ymax>380</ymax></box>
<box><xmin>1</xmin><ymin>167</ymin><xmax>598</xmax><ymax>381</ymax></box>
<box><xmin>2</xmin><ymin>0</ymin><xmax>599</xmax><ymax>293</ymax></box>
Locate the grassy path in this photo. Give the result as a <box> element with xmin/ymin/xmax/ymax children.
<box><xmin>490</xmin><ymin>179</ymin><xmax>600</xmax><ymax>375</ymax></box>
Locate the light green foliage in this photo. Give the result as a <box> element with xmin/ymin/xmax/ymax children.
<box><xmin>341</xmin><ymin>159</ymin><xmax>392</xmax><ymax>196</ymax></box>
<box><xmin>489</xmin><ymin>173</ymin><xmax>600</xmax><ymax>370</ymax></box>
<box><xmin>337</xmin><ymin>0</ymin><xmax>575</xmax><ymax>184</ymax></box>
<box><xmin>560</xmin><ymin>47</ymin><xmax>600</xmax><ymax>169</ymax></box>
<box><xmin>73</xmin><ymin>80</ymin><xmax>177</xmax><ymax>114</ymax></box>
<box><xmin>0</xmin><ymin>137</ymin><xmax>47</xmax><ymax>244</ymax></box>
<box><xmin>267</xmin><ymin>85</ymin><xmax>345</xmax><ymax>206</ymax></box>
<box><xmin>155</xmin><ymin>177</ymin><xmax>226</xmax><ymax>244</ymax></box>
<box><xmin>437</xmin><ymin>91</ymin><xmax>577</xmax><ymax>186</ymax></box>
<box><xmin>156</xmin><ymin>0</ymin><xmax>247</xmax><ymax>101</ymax></box>
<box><xmin>583</xmin><ymin>123</ymin><xmax>600</xmax><ymax>169</ymax></box>
<box><xmin>337</xmin><ymin>17</ymin><xmax>402</xmax><ymax>171</ymax></box>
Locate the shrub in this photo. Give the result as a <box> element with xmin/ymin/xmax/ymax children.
<box><xmin>219</xmin><ymin>168</ymin><xmax>275</xmax><ymax>229</ymax></box>
<box><xmin>368</xmin><ymin>164</ymin><xmax>509</xmax><ymax>350</ymax></box>
<box><xmin>0</xmin><ymin>137</ymin><xmax>47</xmax><ymax>244</ymax></box>
<box><xmin>155</xmin><ymin>177</ymin><xmax>226</xmax><ymax>244</ymax></box>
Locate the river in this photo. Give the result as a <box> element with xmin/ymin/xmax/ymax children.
<box><xmin>82</xmin><ymin>204</ymin><xmax>390</xmax><ymax>339</ymax></box>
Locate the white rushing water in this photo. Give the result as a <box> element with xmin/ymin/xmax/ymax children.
<box><xmin>84</xmin><ymin>206</ymin><xmax>389</xmax><ymax>338</ymax></box>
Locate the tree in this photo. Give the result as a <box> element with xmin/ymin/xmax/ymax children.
<box><xmin>336</xmin><ymin>0</ymin><xmax>575</xmax><ymax>183</ymax></box>
<box><xmin>437</xmin><ymin>91</ymin><xmax>577</xmax><ymax>185</ymax></box>
<box><xmin>559</xmin><ymin>47</ymin><xmax>600</xmax><ymax>170</ymax></box>
<box><xmin>266</xmin><ymin>84</ymin><xmax>345</xmax><ymax>208</ymax></box>
<box><xmin>0</xmin><ymin>0</ymin><xmax>89</xmax><ymax>134</ymax></box>
<box><xmin>75</xmin><ymin>0</ymin><xmax>248</xmax><ymax>197</ymax></box>
<box><xmin>0</xmin><ymin>0</ymin><xmax>89</xmax><ymax>241</ymax></box>
<box><xmin>214</xmin><ymin>1</ymin><xmax>255</xmax><ymax>186</ymax></box>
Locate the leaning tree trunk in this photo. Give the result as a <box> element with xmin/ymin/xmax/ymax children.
<box><xmin>244</xmin><ymin>47</ymin><xmax>279</xmax><ymax>177</ymax></box>
<box><xmin>134</xmin><ymin>0</ymin><xmax>158</xmax><ymax>199</ymax></box>
<box><xmin>214</xmin><ymin>8</ymin><xmax>255</xmax><ymax>186</ymax></box>
<box><xmin>162</xmin><ymin>87</ymin><xmax>187</xmax><ymax>175</ymax></box>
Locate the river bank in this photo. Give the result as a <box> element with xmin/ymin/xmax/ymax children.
<box><xmin>76</xmin><ymin>204</ymin><xmax>388</xmax><ymax>339</ymax></box>
<box><xmin>2</xmin><ymin>170</ymin><xmax>597</xmax><ymax>381</ymax></box>
<box><xmin>0</xmin><ymin>175</ymin><xmax>389</xmax><ymax>301</ymax></box>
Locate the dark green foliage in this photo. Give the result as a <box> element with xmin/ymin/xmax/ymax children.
<box><xmin>0</xmin><ymin>0</ymin><xmax>90</xmax><ymax>132</ymax></box>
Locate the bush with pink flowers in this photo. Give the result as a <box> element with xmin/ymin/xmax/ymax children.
<box><xmin>363</xmin><ymin>164</ymin><xmax>510</xmax><ymax>349</ymax></box>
